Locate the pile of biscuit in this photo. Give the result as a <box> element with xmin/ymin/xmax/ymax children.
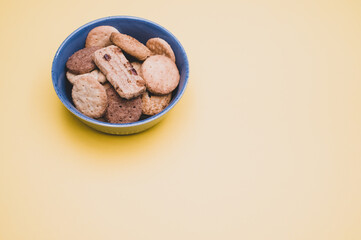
<box><xmin>65</xmin><ymin>26</ymin><xmax>180</xmax><ymax>123</ymax></box>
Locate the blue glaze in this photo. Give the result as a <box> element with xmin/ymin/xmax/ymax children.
<box><xmin>52</xmin><ymin>16</ymin><xmax>189</xmax><ymax>135</ymax></box>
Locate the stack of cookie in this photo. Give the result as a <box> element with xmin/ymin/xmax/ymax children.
<box><xmin>65</xmin><ymin>26</ymin><xmax>180</xmax><ymax>123</ymax></box>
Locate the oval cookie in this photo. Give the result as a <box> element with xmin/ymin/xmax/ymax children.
<box><xmin>141</xmin><ymin>91</ymin><xmax>172</xmax><ymax>115</ymax></box>
<box><xmin>66</xmin><ymin>69</ymin><xmax>106</xmax><ymax>84</ymax></box>
<box><xmin>66</xmin><ymin>47</ymin><xmax>101</xmax><ymax>74</ymax></box>
<box><xmin>105</xmin><ymin>85</ymin><xmax>142</xmax><ymax>124</ymax></box>
<box><xmin>85</xmin><ymin>26</ymin><xmax>119</xmax><ymax>48</ymax></box>
<box><xmin>71</xmin><ymin>75</ymin><xmax>107</xmax><ymax>118</ymax></box>
<box><xmin>146</xmin><ymin>38</ymin><xmax>176</xmax><ymax>62</ymax></box>
<box><xmin>110</xmin><ymin>32</ymin><xmax>151</xmax><ymax>61</ymax></box>
<box><xmin>141</xmin><ymin>55</ymin><xmax>180</xmax><ymax>95</ymax></box>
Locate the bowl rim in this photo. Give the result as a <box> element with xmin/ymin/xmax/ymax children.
<box><xmin>51</xmin><ymin>15</ymin><xmax>189</xmax><ymax>128</ymax></box>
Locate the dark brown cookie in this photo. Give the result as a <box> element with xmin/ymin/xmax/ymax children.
<box><xmin>66</xmin><ymin>47</ymin><xmax>101</xmax><ymax>74</ymax></box>
<box><xmin>105</xmin><ymin>85</ymin><xmax>142</xmax><ymax>124</ymax></box>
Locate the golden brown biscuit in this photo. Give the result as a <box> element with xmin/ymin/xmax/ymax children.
<box><xmin>110</xmin><ymin>32</ymin><xmax>151</xmax><ymax>61</ymax></box>
<box><xmin>146</xmin><ymin>38</ymin><xmax>176</xmax><ymax>62</ymax></box>
<box><xmin>141</xmin><ymin>91</ymin><xmax>172</xmax><ymax>115</ymax></box>
<box><xmin>92</xmin><ymin>45</ymin><xmax>146</xmax><ymax>99</ymax></box>
<box><xmin>71</xmin><ymin>75</ymin><xmax>107</xmax><ymax>118</ymax></box>
<box><xmin>141</xmin><ymin>55</ymin><xmax>180</xmax><ymax>95</ymax></box>
<box><xmin>85</xmin><ymin>26</ymin><xmax>119</xmax><ymax>48</ymax></box>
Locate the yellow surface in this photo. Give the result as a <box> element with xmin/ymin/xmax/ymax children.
<box><xmin>1</xmin><ymin>0</ymin><xmax>361</xmax><ymax>239</ymax></box>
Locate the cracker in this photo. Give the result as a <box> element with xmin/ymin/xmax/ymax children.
<box><xmin>92</xmin><ymin>45</ymin><xmax>145</xmax><ymax>99</ymax></box>
<box><xmin>141</xmin><ymin>91</ymin><xmax>172</xmax><ymax>115</ymax></box>
<box><xmin>66</xmin><ymin>47</ymin><xmax>100</xmax><ymax>74</ymax></box>
<box><xmin>141</xmin><ymin>55</ymin><xmax>180</xmax><ymax>95</ymax></box>
<box><xmin>71</xmin><ymin>75</ymin><xmax>107</xmax><ymax>118</ymax></box>
<box><xmin>66</xmin><ymin>69</ymin><xmax>106</xmax><ymax>84</ymax></box>
<box><xmin>146</xmin><ymin>38</ymin><xmax>176</xmax><ymax>62</ymax></box>
<box><xmin>105</xmin><ymin>85</ymin><xmax>142</xmax><ymax>123</ymax></box>
<box><xmin>85</xmin><ymin>26</ymin><xmax>120</xmax><ymax>48</ymax></box>
<box><xmin>110</xmin><ymin>32</ymin><xmax>151</xmax><ymax>61</ymax></box>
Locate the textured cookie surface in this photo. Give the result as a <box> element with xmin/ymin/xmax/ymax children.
<box><xmin>131</xmin><ymin>62</ymin><xmax>142</xmax><ymax>77</ymax></box>
<box><xmin>66</xmin><ymin>69</ymin><xmax>106</xmax><ymax>84</ymax></box>
<box><xmin>146</xmin><ymin>38</ymin><xmax>176</xmax><ymax>62</ymax></box>
<box><xmin>66</xmin><ymin>47</ymin><xmax>100</xmax><ymax>74</ymax></box>
<box><xmin>105</xmin><ymin>85</ymin><xmax>142</xmax><ymax>123</ymax></box>
<box><xmin>92</xmin><ymin>45</ymin><xmax>145</xmax><ymax>99</ymax></box>
<box><xmin>71</xmin><ymin>75</ymin><xmax>107</xmax><ymax>118</ymax></box>
<box><xmin>141</xmin><ymin>91</ymin><xmax>172</xmax><ymax>115</ymax></box>
<box><xmin>110</xmin><ymin>32</ymin><xmax>151</xmax><ymax>61</ymax></box>
<box><xmin>85</xmin><ymin>26</ymin><xmax>119</xmax><ymax>48</ymax></box>
<box><xmin>141</xmin><ymin>55</ymin><xmax>180</xmax><ymax>95</ymax></box>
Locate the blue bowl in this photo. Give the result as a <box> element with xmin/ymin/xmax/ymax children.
<box><xmin>52</xmin><ymin>16</ymin><xmax>189</xmax><ymax>135</ymax></box>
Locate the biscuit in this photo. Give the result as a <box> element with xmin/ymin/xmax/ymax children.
<box><xmin>92</xmin><ymin>45</ymin><xmax>145</xmax><ymax>99</ymax></box>
<box><xmin>141</xmin><ymin>91</ymin><xmax>172</xmax><ymax>115</ymax></box>
<box><xmin>131</xmin><ymin>62</ymin><xmax>142</xmax><ymax>77</ymax></box>
<box><xmin>85</xmin><ymin>26</ymin><xmax>119</xmax><ymax>48</ymax></box>
<box><xmin>146</xmin><ymin>38</ymin><xmax>176</xmax><ymax>62</ymax></box>
<box><xmin>110</xmin><ymin>32</ymin><xmax>151</xmax><ymax>61</ymax></box>
<box><xmin>141</xmin><ymin>55</ymin><xmax>180</xmax><ymax>95</ymax></box>
<box><xmin>105</xmin><ymin>85</ymin><xmax>142</xmax><ymax>123</ymax></box>
<box><xmin>66</xmin><ymin>69</ymin><xmax>106</xmax><ymax>84</ymax></box>
<box><xmin>66</xmin><ymin>47</ymin><xmax>101</xmax><ymax>74</ymax></box>
<box><xmin>71</xmin><ymin>75</ymin><xmax>107</xmax><ymax>118</ymax></box>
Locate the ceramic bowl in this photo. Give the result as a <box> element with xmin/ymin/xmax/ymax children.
<box><xmin>52</xmin><ymin>16</ymin><xmax>189</xmax><ymax>135</ymax></box>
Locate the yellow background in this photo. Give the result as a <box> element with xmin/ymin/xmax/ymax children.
<box><xmin>1</xmin><ymin>0</ymin><xmax>361</xmax><ymax>239</ymax></box>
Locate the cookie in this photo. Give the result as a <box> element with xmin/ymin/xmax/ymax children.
<box><xmin>66</xmin><ymin>69</ymin><xmax>106</xmax><ymax>85</ymax></box>
<box><xmin>105</xmin><ymin>85</ymin><xmax>142</xmax><ymax>123</ymax></box>
<box><xmin>85</xmin><ymin>26</ymin><xmax>120</xmax><ymax>48</ymax></box>
<box><xmin>66</xmin><ymin>47</ymin><xmax>101</xmax><ymax>74</ymax></box>
<box><xmin>141</xmin><ymin>91</ymin><xmax>172</xmax><ymax>115</ymax></box>
<box><xmin>71</xmin><ymin>74</ymin><xmax>107</xmax><ymax>118</ymax></box>
<box><xmin>92</xmin><ymin>45</ymin><xmax>145</xmax><ymax>99</ymax></box>
<box><xmin>110</xmin><ymin>32</ymin><xmax>151</xmax><ymax>61</ymax></box>
<box><xmin>141</xmin><ymin>55</ymin><xmax>180</xmax><ymax>95</ymax></box>
<box><xmin>146</xmin><ymin>38</ymin><xmax>176</xmax><ymax>62</ymax></box>
<box><xmin>131</xmin><ymin>62</ymin><xmax>142</xmax><ymax>77</ymax></box>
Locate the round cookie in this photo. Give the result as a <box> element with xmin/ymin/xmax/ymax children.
<box><xmin>141</xmin><ymin>55</ymin><xmax>180</xmax><ymax>95</ymax></box>
<box><xmin>85</xmin><ymin>26</ymin><xmax>119</xmax><ymax>48</ymax></box>
<box><xmin>66</xmin><ymin>69</ymin><xmax>106</xmax><ymax>84</ymax></box>
<box><xmin>105</xmin><ymin>85</ymin><xmax>142</xmax><ymax>123</ymax></box>
<box><xmin>71</xmin><ymin>75</ymin><xmax>107</xmax><ymax>118</ymax></box>
<box><xmin>146</xmin><ymin>38</ymin><xmax>176</xmax><ymax>62</ymax></box>
<box><xmin>110</xmin><ymin>32</ymin><xmax>151</xmax><ymax>61</ymax></box>
<box><xmin>66</xmin><ymin>47</ymin><xmax>100</xmax><ymax>74</ymax></box>
<box><xmin>131</xmin><ymin>62</ymin><xmax>142</xmax><ymax>77</ymax></box>
<box><xmin>141</xmin><ymin>91</ymin><xmax>172</xmax><ymax>115</ymax></box>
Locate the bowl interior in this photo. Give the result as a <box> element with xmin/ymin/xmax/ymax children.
<box><xmin>52</xmin><ymin>16</ymin><xmax>189</xmax><ymax>127</ymax></box>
